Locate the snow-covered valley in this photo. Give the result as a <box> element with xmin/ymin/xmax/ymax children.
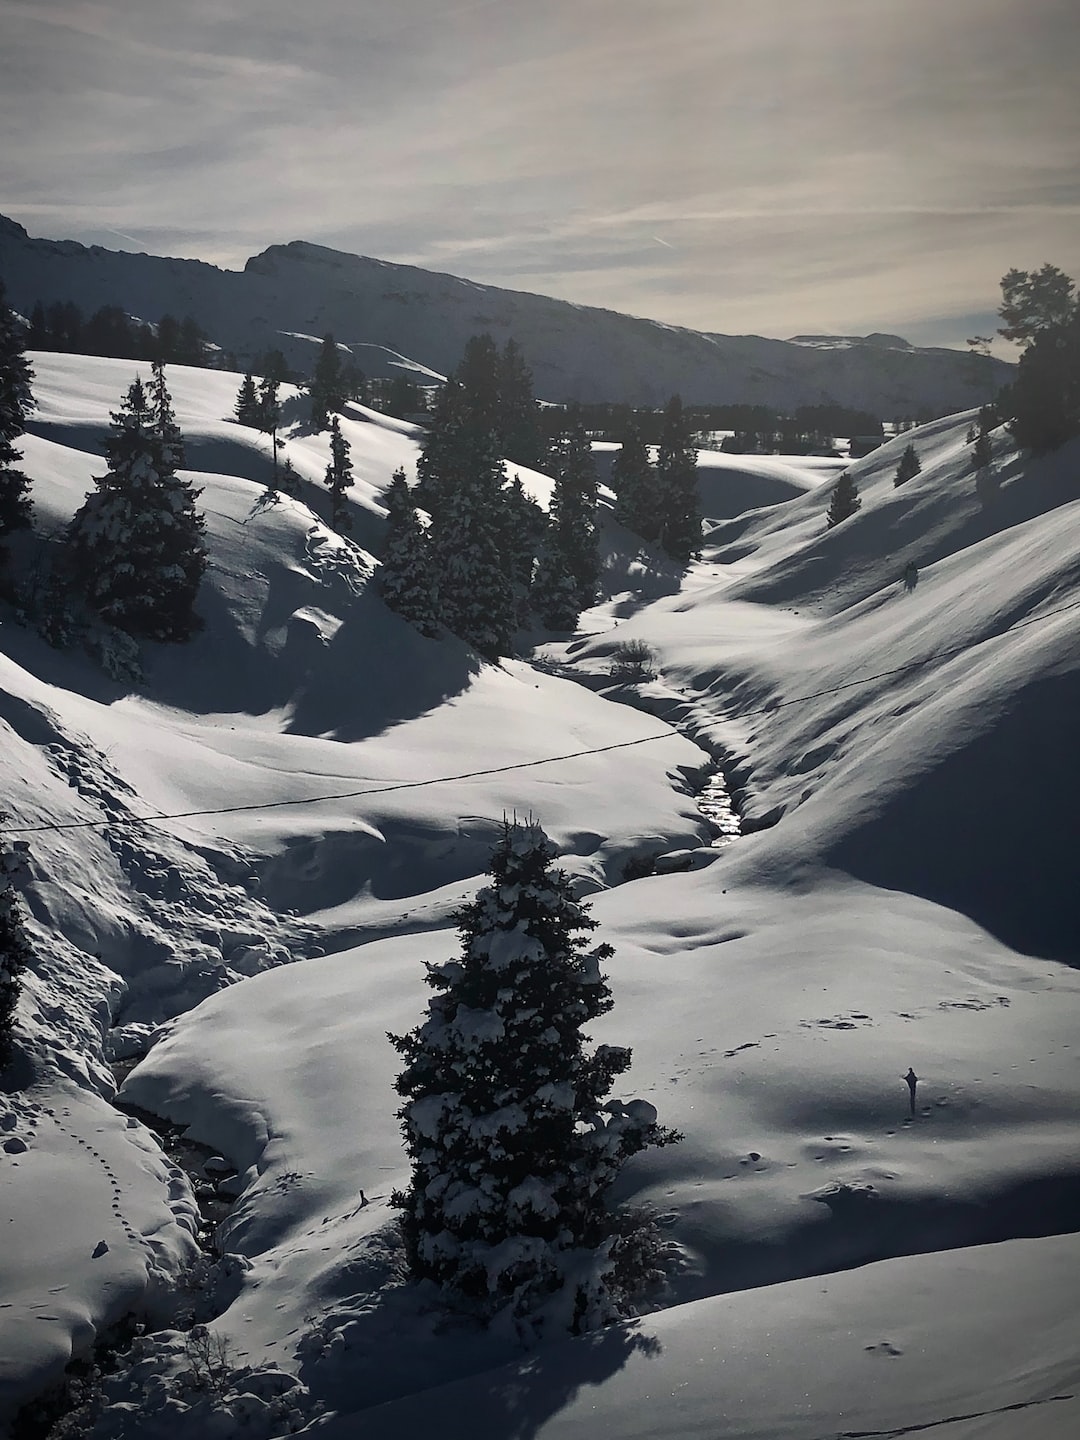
<box><xmin>2</xmin><ymin>355</ymin><xmax>1078</xmax><ymax>1437</ymax></box>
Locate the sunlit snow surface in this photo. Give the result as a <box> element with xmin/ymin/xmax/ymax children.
<box><xmin>2</xmin><ymin>355</ymin><xmax>1079</xmax><ymax>1436</ymax></box>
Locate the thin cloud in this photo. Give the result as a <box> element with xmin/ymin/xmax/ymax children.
<box><xmin>2</xmin><ymin>0</ymin><xmax>1077</xmax><ymax>349</ymax></box>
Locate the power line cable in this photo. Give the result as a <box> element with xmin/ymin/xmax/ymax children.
<box><xmin>3</xmin><ymin>592</ymin><xmax>1079</xmax><ymax>841</ymax></box>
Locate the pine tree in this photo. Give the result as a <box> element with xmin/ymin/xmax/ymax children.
<box><xmin>234</xmin><ymin>373</ymin><xmax>260</xmax><ymax>427</ymax></box>
<box><xmin>416</xmin><ymin>377</ymin><xmax>517</xmax><ymax>657</ymax></box>
<box><xmin>500</xmin><ymin>474</ymin><xmax>546</xmax><ymax>594</ymax></box>
<box><xmin>67</xmin><ymin>370</ymin><xmax>207</xmax><ymax>641</ymax></box>
<box><xmin>893</xmin><ymin>442</ymin><xmax>921</xmax><ymax>487</ymax></box>
<box><xmin>548</xmin><ymin>413</ymin><xmax>600</xmax><ymax>609</ymax></box>
<box><xmin>457</xmin><ymin>334</ymin><xmax>502</xmax><ymax>435</ymax></box>
<box><xmin>497</xmin><ymin>339</ymin><xmax>546</xmax><ymax>469</ymax></box>
<box><xmin>0</xmin><ymin>827</ymin><xmax>32</xmax><ymax>1071</ymax></box>
<box><xmin>532</xmin><ymin>534</ymin><xmax>580</xmax><ymax>631</ymax></box>
<box><xmin>389</xmin><ymin>818</ymin><xmax>679</xmax><ymax>1331</ymax></box>
<box><xmin>826</xmin><ymin>470</ymin><xmax>861</xmax><ymax>528</ymax></box>
<box><xmin>429</xmin><ymin>441</ymin><xmax>515</xmax><ymax>659</ymax></box>
<box><xmin>0</xmin><ymin>278</ymin><xmax>34</xmax><ymax>549</ymax></box>
<box><xmin>324</xmin><ymin>416</ymin><xmax>354</xmax><ymax>533</ymax></box>
<box><xmin>611</xmin><ymin>416</ymin><xmax>656</xmax><ymax>540</ymax></box>
<box><xmin>380</xmin><ymin>468</ymin><xmax>437</xmax><ymax>633</ymax></box>
<box><xmin>655</xmin><ymin>396</ymin><xmax>701</xmax><ymax>563</ymax></box>
<box><xmin>310</xmin><ymin>333</ymin><xmax>345</xmax><ymax>429</ymax></box>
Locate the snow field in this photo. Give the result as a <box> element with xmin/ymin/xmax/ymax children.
<box><xmin>2</xmin><ymin>354</ymin><xmax>1079</xmax><ymax>1435</ymax></box>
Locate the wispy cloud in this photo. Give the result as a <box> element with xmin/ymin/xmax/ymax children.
<box><xmin>2</xmin><ymin>0</ymin><xmax>1077</xmax><ymax>348</ymax></box>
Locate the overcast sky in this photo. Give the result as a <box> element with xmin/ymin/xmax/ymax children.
<box><xmin>2</xmin><ymin>0</ymin><xmax>1077</xmax><ymax>350</ymax></box>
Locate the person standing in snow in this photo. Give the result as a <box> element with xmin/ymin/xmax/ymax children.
<box><xmin>903</xmin><ymin>1067</ymin><xmax>919</xmax><ymax>1115</ymax></box>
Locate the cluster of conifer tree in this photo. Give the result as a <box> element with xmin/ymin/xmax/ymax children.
<box><xmin>25</xmin><ymin>299</ymin><xmax>209</xmax><ymax>366</ymax></box>
<box><xmin>380</xmin><ymin>337</ymin><xmax>701</xmax><ymax>657</ymax></box>
<box><xmin>379</xmin><ymin>335</ymin><xmax>592</xmax><ymax>657</ymax></box>
<box><xmin>1</xmin><ymin>279</ymin><xmax>207</xmax><ymax>652</ymax></box>
<box><xmin>611</xmin><ymin>398</ymin><xmax>701</xmax><ymax>563</ymax></box>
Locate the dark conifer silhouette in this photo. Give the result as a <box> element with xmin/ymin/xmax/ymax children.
<box><xmin>548</xmin><ymin>412</ymin><xmax>600</xmax><ymax>609</ymax></box>
<box><xmin>310</xmin><ymin>334</ymin><xmax>346</xmax><ymax>429</ymax></box>
<box><xmin>0</xmin><ymin>277</ymin><xmax>34</xmax><ymax>551</ymax></box>
<box><xmin>379</xmin><ymin>468</ymin><xmax>437</xmax><ymax>634</ymax></box>
<box><xmin>826</xmin><ymin>470</ymin><xmax>862</xmax><ymax>528</ymax></box>
<box><xmin>234</xmin><ymin>374</ymin><xmax>260</xmax><ymax>427</ymax></box>
<box><xmin>893</xmin><ymin>443</ymin><xmax>921</xmax><ymax>486</ymax></box>
<box><xmin>0</xmin><ymin>828</ymin><xmax>32</xmax><ymax>1071</ymax></box>
<box><xmin>324</xmin><ymin>416</ymin><xmax>354</xmax><ymax>532</ymax></box>
<box><xmin>611</xmin><ymin>415</ymin><xmax>656</xmax><ymax>540</ymax></box>
<box><xmin>655</xmin><ymin>396</ymin><xmax>701</xmax><ymax>563</ymax></box>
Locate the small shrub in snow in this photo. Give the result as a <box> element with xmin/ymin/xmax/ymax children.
<box><xmin>609</xmin><ymin>639</ymin><xmax>658</xmax><ymax>682</ymax></box>
<box><xmin>388</xmin><ymin>818</ymin><xmax>680</xmax><ymax>1334</ymax></box>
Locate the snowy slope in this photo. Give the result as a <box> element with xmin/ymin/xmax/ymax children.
<box><xmin>2</xmin><ymin>355</ymin><xmax>1079</xmax><ymax>1437</ymax></box>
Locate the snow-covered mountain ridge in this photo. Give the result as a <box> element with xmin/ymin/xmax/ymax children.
<box><xmin>0</xmin><ymin>215</ymin><xmax>1011</xmax><ymax>411</ymax></box>
<box><xmin>1</xmin><ymin>354</ymin><xmax>1078</xmax><ymax>1437</ymax></box>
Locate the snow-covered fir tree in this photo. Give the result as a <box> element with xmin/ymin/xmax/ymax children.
<box><xmin>893</xmin><ymin>443</ymin><xmax>921</xmax><ymax>486</ymax></box>
<box><xmin>0</xmin><ymin>277</ymin><xmax>34</xmax><ymax>553</ymax></box>
<box><xmin>531</xmin><ymin>535</ymin><xmax>581</xmax><ymax>631</ymax></box>
<box><xmin>389</xmin><ymin>818</ymin><xmax>679</xmax><ymax>1332</ymax></box>
<box><xmin>417</xmin><ymin>377</ymin><xmax>517</xmax><ymax>658</ymax></box>
<box><xmin>654</xmin><ymin>396</ymin><xmax>701</xmax><ymax>563</ymax></box>
<box><xmin>233</xmin><ymin>373</ymin><xmax>260</xmax><ymax>427</ymax></box>
<box><xmin>611</xmin><ymin>415</ymin><xmax>656</xmax><ymax>541</ymax></box>
<box><xmin>430</xmin><ymin>444</ymin><xmax>515</xmax><ymax>659</ymax></box>
<box><xmin>548</xmin><ymin>413</ymin><xmax>600</xmax><ymax>609</ymax></box>
<box><xmin>379</xmin><ymin>468</ymin><xmax>437</xmax><ymax>634</ymax></box>
<box><xmin>324</xmin><ymin>416</ymin><xmax>354</xmax><ymax>533</ymax></box>
<box><xmin>0</xmin><ymin>826</ymin><xmax>32</xmax><ymax>1071</ymax></box>
<box><xmin>826</xmin><ymin>469</ymin><xmax>862</xmax><ymax>528</ymax></box>
<box><xmin>499</xmin><ymin>474</ymin><xmax>547</xmax><ymax>608</ymax></box>
<box><xmin>67</xmin><ymin>368</ymin><xmax>207</xmax><ymax>640</ymax></box>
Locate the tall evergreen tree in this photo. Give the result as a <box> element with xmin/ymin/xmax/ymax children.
<box><xmin>429</xmin><ymin>431</ymin><xmax>515</xmax><ymax>659</ymax></box>
<box><xmin>611</xmin><ymin>415</ymin><xmax>656</xmax><ymax>540</ymax></box>
<box><xmin>497</xmin><ymin>339</ymin><xmax>546</xmax><ymax>469</ymax></box>
<box><xmin>532</xmin><ymin>533</ymin><xmax>581</xmax><ymax>631</ymax></box>
<box><xmin>548</xmin><ymin>412</ymin><xmax>600</xmax><ymax>609</ymax></box>
<box><xmin>457</xmin><ymin>334</ymin><xmax>502</xmax><ymax>435</ymax></box>
<box><xmin>893</xmin><ymin>442</ymin><xmax>921</xmax><ymax>487</ymax></box>
<box><xmin>234</xmin><ymin>373</ymin><xmax>260</xmax><ymax>427</ymax></box>
<box><xmin>0</xmin><ymin>827</ymin><xmax>32</xmax><ymax>1071</ymax></box>
<box><xmin>67</xmin><ymin>371</ymin><xmax>206</xmax><ymax>640</ymax></box>
<box><xmin>324</xmin><ymin>416</ymin><xmax>354</xmax><ymax>532</ymax></box>
<box><xmin>825</xmin><ymin>470</ymin><xmax>862</xmax><ymax>528</ymax></box>
<box><xmin>500</xmin><ymin>474</ymin><xmax>547</xmax><ymax>595</ymax></box>
<box><xmin>0</xmin><ymin>278</ymin><xmax>34</xmax><ymax>548</ymax></box>
<box><xmin>379</xmin><ymin>468</ymin><xmax>437</xmax><ymax>634</ymax></box>
<box><xmin>416</xmin><ymin>360</ymin><xmax>518</xmax><ymax>658</ymax></box>
<box><xmin>389</xmin><ymin>819</ymin><xmax>679</xmax><ymax>1330</ymax></box>
<box><xmin>310</xmin><ymin>333</ymin><xmax>346</xmax><ymax>428</ymax></box>
<box><xmin>654</xmin><ymin>396</ymin><xmax>701</xmax><ymax>563</ymax></box>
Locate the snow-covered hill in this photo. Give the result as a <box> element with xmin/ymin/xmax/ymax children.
<box><xmin>1</xmin><ymin>354</ymin><xmax>1078</xmax><ymax>1438</ymax></box>
<box><xmin>0</xmin><ymin>214</ymin><xmax>1012</xmax><ymax>412</ymax></box>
